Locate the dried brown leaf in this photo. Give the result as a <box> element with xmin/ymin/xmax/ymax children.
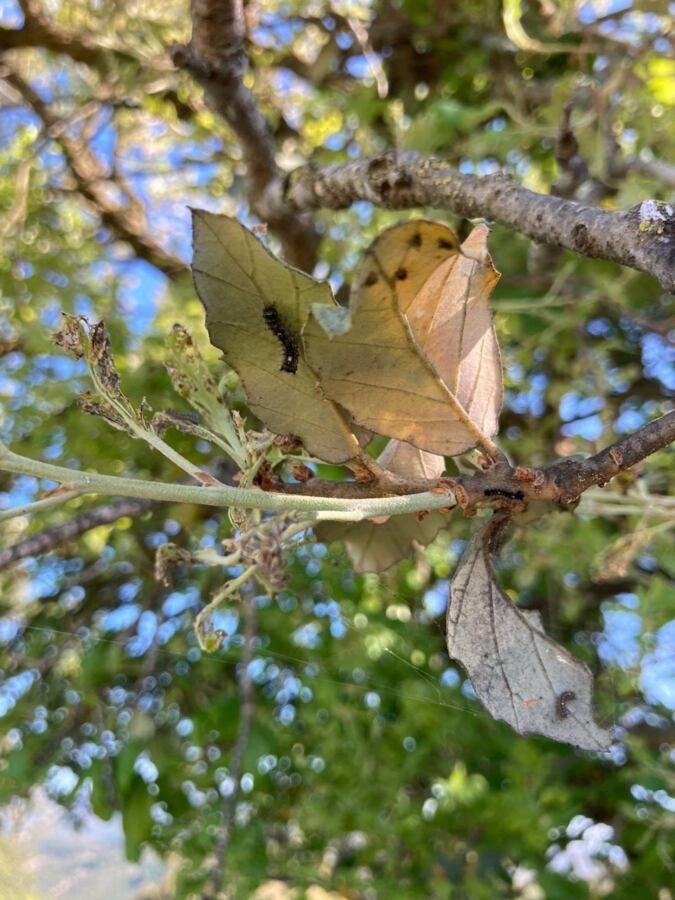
<box><xmin>304</xmin><ymin>220</ymin><xmax>501</xmax><ymax>456</ymax></box>
<box><xmin>52</xmin><ymin>314</ymin><xmax>85</xmax><ymax>359</ymax></box>
<box><xmin>405</xmin><ymin>224</ymin><xmax>502</xmax><ymax>438</ymax></box>
<box><xmin>317</xmin><ymin>511</ymin><xmax>448</xmax><ymax>574</ymax></box>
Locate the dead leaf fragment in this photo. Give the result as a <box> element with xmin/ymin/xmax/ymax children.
<box><xmin>378</xmin><ymin>435</ymin><xmax>446</xmax><ymax>483</ymax></box>
<box><xmin>447</xmin><ymin>518</ymin><xmax>612</xmax><ymax>750</ymax></box>
<box><xmin>317</xmin><ymin>511</ymin><xmax>448</xmax><ymax>574</ymax></box>
<box><xmin>316</xmin><ymin>438</ymin><xmax>449</xmax><ymax>574</ymax></box>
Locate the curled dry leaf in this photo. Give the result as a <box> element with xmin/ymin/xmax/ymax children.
<box><xmin>303</xmin><ymin>220</ymin><xmax>502</xmax><ymax>456</ymax></box>
<box><xmin>53</xmin><ymin>314</ymin><xmax>85</xmax><ymax>359</ymax></box>
<box><xmin>317</xmin><ymin>511</ymin><xmax>448</xmax><ymax>574</ymax></box>
<box><xmin>405</xmin><ymin>224</ymin><xmax>502</xmax><ymax>440</ymax></box>
<box><xmin>316</xmin><ymin>440</ymin><xmax>449</xmax><ymax>574</ymax></box>
<box><xmin>191</xmin><ymin>211</ymin><xmax>362</xmax><ymax>464</ymax></box>
<box><xmin>447</xmin><ymin>517</ymin><xmax>612</xmax><ymax>750</ymax></box>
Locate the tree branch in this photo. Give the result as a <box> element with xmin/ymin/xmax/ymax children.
<box><xmin>611</xmin><ymin>154</ymin><xmax>675</xmax><ymax>192</ymax></box>
<box><xmin>0</xmin><ymin>158</ymin><xmax>31</xmax><ymax>240</ymax></box>
<box><xmin>8</xmin><ymin>0</ymin><xmax>137</xmax><ymax>67</ymax></box>
<box><xmin>0</xmin><ymin>440</ymin><xmax>458</xmax><ymax>518</ymax></box>
<box><xmin>550</xmin><ymin>410</ymin><xmax>675</xmax><ymax>503</ymax></box>
<box><xmin>285</xmin><ymin>152</ymin><xmax>675</xmax><ymax>292</ymax></box>
<box><xmin>1</xmin><ymin>412</ymin><xmax>672</xmax><ymax>521</ymax></box>
<box><xmin>0</xmin><ymin>487</ymin><xmax>82</xmax><ymax>524</ymax></box>
<box><xmin>170</xmin><ymin>0</ymin><xmax>319</xmax><ymax>271</ymax></box>
<box><xmin>0</xmin><ymin>497</ymin><xmax>155</xmax><ymax>570</ymax></box>
<box><xmin>273</xmin><ymin>411</ymin><xmax>675</xmax><ymax>511</ymax></box>
<box><xmin>0</xmin><ymin>1</ymin><xmax>196</xmax><ymax>120</ymax></box>
<box><xmin>1</xmin><ymin>67</ymin><xmax>186</xmax><ymax>276</ymax></box>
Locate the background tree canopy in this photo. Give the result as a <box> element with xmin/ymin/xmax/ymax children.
<box><xmin>0</xmin><ymin>0</ymin><xmax>674</xmax><ymax>898</ymax></box>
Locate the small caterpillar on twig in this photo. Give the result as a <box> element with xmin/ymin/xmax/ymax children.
<box><xmin>483</xmin><ymin>488</ymin><xmax>525</xmax><ymax>501</ymax></box>
<box><xmin>262</xmin><ymin>305</ymin><xmax>299</xmax><ymax>374</ymax></box>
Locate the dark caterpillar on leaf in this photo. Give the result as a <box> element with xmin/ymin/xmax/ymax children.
<box><xmin>555</xmin><ymin>690</ymin><xmax>576</xmax><ymax>720</ymax></box>
<box><xmin>263</xmin><ymin>305</ymin><xmax>299</xmax><ymax>374</ymax></box>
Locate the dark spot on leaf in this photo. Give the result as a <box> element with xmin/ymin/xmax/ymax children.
<box><xmin>409</xmin><ymin>233</ymin><xmax>422</xmax><ymax>249</ymax></box>
<box><xmin>364</xmin><ymin>271</ymin><xmax>378</xmax><ymax>287</ymax></box>
<box><xmin>395</xmin><ymin>267</ymin><xmax>408</xmax><ymax>280</ymax></box>
<box><xmin>438</xmin><ymin>238</ymin><xmax>454</xmax><ymax>250</ymax></box>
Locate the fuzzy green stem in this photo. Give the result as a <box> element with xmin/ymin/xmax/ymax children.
<box><xmin>0</xmin><ymin>442</ymin><xmax>457</xmax><ymax>519</ymax></box>
<box><xmin>90</xmin><ymin>362</ymin><xmax>218</xmax><ymax>484</ymax></box>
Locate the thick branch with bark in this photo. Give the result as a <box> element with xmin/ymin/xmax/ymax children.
<box><xmin>273</xmin><ymin>410</ymin><xmax>675</xmax><ymax>511</ymax></box>
<box><xmin>170</xmin><ymin>0</ymin><xmax>319</xmax><ymax>271</ymax></box>
<box><xmin>285</xmin><ymin>152</ymin><xmax>675</xmax><ymax>292</ymax></box>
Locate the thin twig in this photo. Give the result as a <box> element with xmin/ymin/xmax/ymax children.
<box><xmin>347</xmin><ymin>16</ymin><xmax>388</xmax><ymax>98</ymax></box>
<box><xmin>0</xmin><ymin>488</ymin><xmax>82</xmax><ymax>526</ymax></box>
<box><xmin>0</xmin><ymin>158</ymin><xmax>31</xmax><ymax>240</ymax></box>
<box><xmin>0</xmin><ymin>439</ymin><xmax>458</xmax><ymax>517</ymax></box>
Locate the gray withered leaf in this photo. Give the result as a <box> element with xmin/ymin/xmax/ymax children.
<box><xmin>447</xmin><ymin>517</ymin><xmax>612</xmax><ymax>750</ymax></box>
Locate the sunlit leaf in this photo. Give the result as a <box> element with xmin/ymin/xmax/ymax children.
<box><xmin>303</xmin><ymin>220</ymin><xmax>501</xmax><ymax>456</ymax></box>
<box><xmin>405</xmin><ymin>224</ymin><xmax>502</xmax><ymax>439</ymax></box>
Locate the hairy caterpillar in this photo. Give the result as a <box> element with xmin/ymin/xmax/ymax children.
<box><xmin>556</xmin><ymin>690</ymin><xmax>576</xmax><ymax>720</ymax></box>
<box><xmin>262</xmin><ymin>305</ymin><xmax>299</xmax><ymax>374</ymax></box>
<box><xmin>483</xmin><ymin>488</ymin><xmax>525</xmax><ymax>501</ymax></box>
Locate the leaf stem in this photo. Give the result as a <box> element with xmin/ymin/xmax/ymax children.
<box><xmin>89</xmin><ymin>363</ymin><xmax>219</xmax><ymax>484</ymax></box>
